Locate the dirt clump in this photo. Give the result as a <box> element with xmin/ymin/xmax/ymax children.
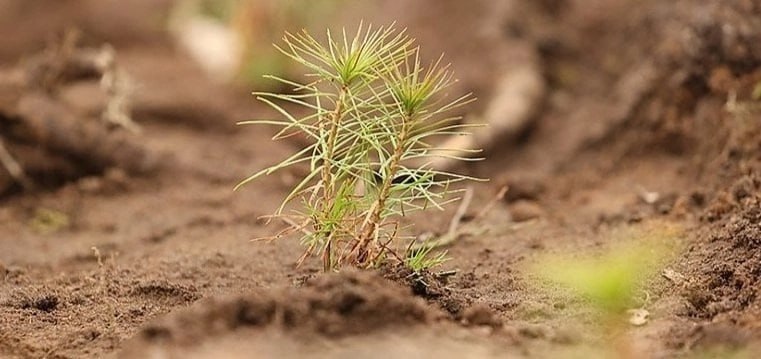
<box><xmin>17</xmin><ymin>294</ymin><xmax>61</xmax><ymax>313</ymax></box>
<box><xmin>379</xmin><ymin>263</ymin><xmax>475</xmax><ymax>318</ymax></box>
<box><xmin>130</xmin><ymin>281</ymin><xmax>201</xmax><ymax>305</ymax></box>
<box><xmin>684</xmin><ymin>188</ymin><xmax>761</xmax><ymax>320</ymax></box>
<box><xmin>121</xmin><ymin>270</ymin><xmax>436</xmax><ymax>356</ymax></box>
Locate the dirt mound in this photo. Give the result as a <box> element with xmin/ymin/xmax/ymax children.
<box><xmin>119</xmin><ymin>271</ymin><xmax>438</xmax><ymax>357</ymax></box>
<box><xmin>684</xmin><ymin>176</ymin><xmax>761</xmax><ymax>318</ymax></box>
<box><xmin>380</xmin><ymin>264</ymin><xmax>492</xmax><ymax>322</ymax></box>
<box><xmin>669</xmin><ymin>175</ymin><xmax>761</xmax><ymax>351</ymax></box>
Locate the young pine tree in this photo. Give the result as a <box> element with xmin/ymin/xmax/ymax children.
<box><xmin>237</xmin><ymin>24</ymin><xmax>480</xmax><ymax>271</ymax></box>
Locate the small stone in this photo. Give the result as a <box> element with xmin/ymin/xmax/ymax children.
<box><xmin>509</xmin><ymin>200</ymin><xmax>544</xmax><ymax>222</ymax></box>
<box><xmin>627</xmin><ymin>308</ymin><xmax>649</xmax><ymax>326</ymax></box>
<box><xmin>639</xmin><ymin>190</ymin><xmax>660</xmax><ymax>205</ymax></box>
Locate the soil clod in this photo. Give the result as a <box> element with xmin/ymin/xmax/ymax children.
<box><xmin>20</xmin><ymin>295</ymin><xmax>60</xmax><ymax>313</ymax></box>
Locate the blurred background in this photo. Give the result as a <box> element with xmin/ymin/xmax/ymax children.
<box><xmin>0</xmin><ymin>0</ymin><xmax>526</xmax><ymax>95</ymax></box>
<box><xmin>0</xmin><ymin>0</ymin><xmax>551</xmax><ymax>194</ymax></box>
<box><xmin>1</xmin><ymin>0</ymin><xmax>758</xmax><ymax>205</ymax></box>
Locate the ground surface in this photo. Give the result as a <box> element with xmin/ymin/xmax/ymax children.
<box><xmin>1</xmin><ymin>0</ymin><xmax>760</xmax><ymax>358</ymax></box>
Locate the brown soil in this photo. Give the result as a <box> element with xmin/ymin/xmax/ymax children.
<box><xmin>1</xmin><ymin>0</ymin><xmax>760</xmax><ymax>358</ymax></box>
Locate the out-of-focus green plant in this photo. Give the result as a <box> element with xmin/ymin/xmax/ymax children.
<box><xmin>237</xmin><ymin>24</ymin><xmax>479</xmax><ymax>271</ymax></box>
<box><xmin>531</xmin><ymin>225</ymin><xmax>681</xmax><ymax>357</ymax></box>
<box><xmin>405</xmin><ymin>241</ymin><xmax>450</xmax><ymax>272</ymax></box>
<box><xmin>29</xmin><ymin>208</ymin><xmax>70</xmax><ymax>235</ymax></box>
<box><xmin>536</xmin><ymin>226</ymin><xmax>679</xmax><ymax>313</ymax></box>
<box><xmin>538</xmin><ymin>243</ymin><xmax>664</xmax><ymax>313</ymax></box>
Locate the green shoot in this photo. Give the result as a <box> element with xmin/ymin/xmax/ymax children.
<box><xmin>237</xmin><ymin>23</ymin><xmax>479</xmax><ymax>271</ymax></box>
<box><xmin>530</xmin><ymin>225</ymin><xmax>681</xmax><ymax>357</ymax></box>
<box><xmin>537</xmin><ymin>243</ymin><xmax>663</xmax><ymax>313</ymax></box>
<box><xmin>405</xmin><ymin>243</ymin><xmax>450</xmax><ymax>272</ymax></box>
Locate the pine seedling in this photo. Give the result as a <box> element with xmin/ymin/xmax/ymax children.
<box><xmin>237</xmin><ymin>23</ymin><xmax>479</xmax><ymax>271</ymax></box>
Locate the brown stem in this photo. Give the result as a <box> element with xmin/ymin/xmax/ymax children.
<box><xmin>317</xmin><ymin>86</ymin><xmax>348</xmax><ymax>271</ymax></box>
<box><xmin>321</xmin><ymin>87</ymin><xmax>347</xmax><ymax>202</ymax></box>
<box><xmin>323</xmin><ymin>240</ymin><xmax>332</xmax><ymax>272</ymax></box>
<box><xmin>356</xmin><ymin>114</ymin><xmax>410</xmax><ymax>263</ymax></box>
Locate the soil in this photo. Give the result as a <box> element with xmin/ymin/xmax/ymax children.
<box><xmin>1</xmin><ymin>0</ymin><xmax>760</xmax><ymax>358</ymax></box>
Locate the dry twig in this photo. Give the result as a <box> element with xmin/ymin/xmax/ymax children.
<box><xmin>0</xmin><ymin>137</ymin><xmax>33</xmax><ymax>189</ymax></box>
